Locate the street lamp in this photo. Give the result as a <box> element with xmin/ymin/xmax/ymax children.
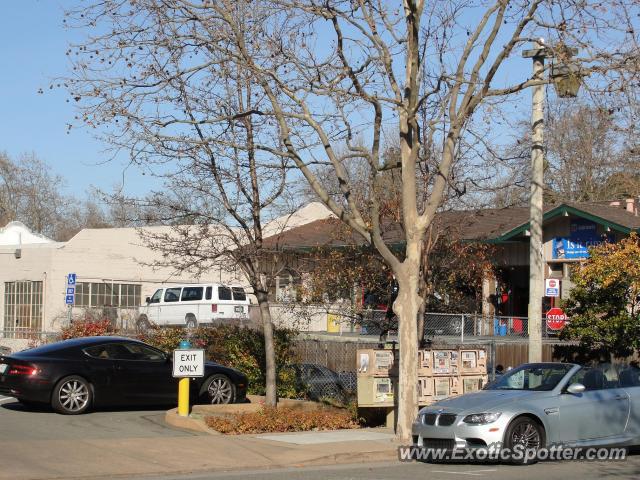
<box><xmin>522</xmin><ymin>40</ymin><xmax>581</xmax><ymax>363</ymax></box>
<box><xmin>551</xmin><ymin>43</ymin><xmax>581</xmax><ymax>98</ymax></box>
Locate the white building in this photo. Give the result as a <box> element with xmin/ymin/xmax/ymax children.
<box><xmin>0</xmin><ymin>204</ymin><xmax>334</xmax><ymax>347</ymax></box>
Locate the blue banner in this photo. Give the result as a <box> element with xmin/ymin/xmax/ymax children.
<box><xmin>552</xmin><ymin>219</ymin><xmax>612</xmax><ymax>259</ymax></box>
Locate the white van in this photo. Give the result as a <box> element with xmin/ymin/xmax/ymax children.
<box><xmin>137</xmin><ymin>284</ymin><xmax>250</xmax><ymax>329</ymax></box>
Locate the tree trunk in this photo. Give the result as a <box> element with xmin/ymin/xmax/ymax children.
<box><xmin>417</xmin><ymin>295</ymin><xmax>427</xmax><ymax>346</ymax></box>
<box><xmin>393</xmin><ymin>253</ymin><xmax>421</xmax><ymax>442</ymax></box>
<box><xmin>256</xmin><ymin>289</ymin><xmax>277</xmax><ymax>407</ymax></box>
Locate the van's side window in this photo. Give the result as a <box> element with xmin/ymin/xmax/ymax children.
<box><xmin>181</xmin><ymin>287</ymin><xmax>203</xmax><ymax>301</ymax></box>
<box><xmin>218</xmin><ymin>286</ymin><xmax>232</xmax><ymax>301</ymax></box>
<box><xmin>149</xmin><ymin>289</ymin><xmax>162</xmax><ymax>304</ymax></box>
<box><xmin>232</xmin><ymin>287</ymin><xmax>247</xmax><ymax>301</ymax></box>
<box><xmin>205</xmin><ymin>287</ymin><xmax>212</xmax><ymax>300</ymax></box>
<box><xmin>164</xmin><ymin>288</ymin><xmax>181</xmax><ymax>302</ymax></box>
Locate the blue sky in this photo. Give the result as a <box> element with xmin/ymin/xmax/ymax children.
<box><xmin>0</xmin><ymin>1</ymin><xmax>153</xmax><ymax>198</ymax></box>
<box><xmin>0</xmin><ymin>1</ymin><xmax>569</xmax><ymax>202</ymax></box>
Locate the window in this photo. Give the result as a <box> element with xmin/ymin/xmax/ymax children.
<box><xmin>486</xmin><ymin>364</ymin><xmax>573</xmax><ymax>391</ymax></box>
<box><xmin>164</xmin><ymin>288</ymin><xmax>181</xmax><ymax>302</ymax></box>
<box><xmin>74</xmin><ymin>282</ymin><xmax>141</xmax><ymax>308</ymax></box>
<box><xmin>218</xmin><ymin>286</ymin><xmax>232</xmax><ymax>301</ymax></box>
<box><xmin>121</xmin><ymin>284</ymin><xmax>142</xmax><ymax>307</ymax></box>
<box><xmin>75</xmin><ymin>282</ymin><xmax>90</xmax><ymax>307</ymax></box>
<box><xmin>205</xmin><ymin>286</ymin><xmax>212</xmax><ymax>300</ymax></box>
<box><xmin>83</xmin><ymin>345</ymin><xmax>110</xmax><ymax>359</ymax></box>
<box><xmin>126</xmin><ymin>343</ymin><xmax>165</xmax><ymax>360</ymax></box>
<box><xmin>232</xmin><ymin>287</ymin><xmax>246</xmax><ymax>301</ymax></box>
<box><xmin>548</xmin><ymin>263</ymin><xmax>563</xmax><ymax>279</ymax></box>
<box><xmin>567</xmin><ymin>367</ymin><xmax>620</xmax><ymax>391</ymax></box>
<box><xmin>149</xmin><ymin>289</ymin><xmax>162</xmax><ymax>304</ymax></box>
<box><xmin>4</xmin><ymin>281</ymin><xmax>43</xmax><ymax>333</ymax></box>
<box><xmin>268</xmin><ymin>271</ymin><xmax>302</xmax><ymax>302</ymax></box>
<box><xmin>181</xmin><ymin>287</ymin><xmax>203</xmax><ymax>301</ymax></box>
<box><xmin>101</xmin><ymin>342</ymin><xmax>165</xmax><ymax>361</ymax></box>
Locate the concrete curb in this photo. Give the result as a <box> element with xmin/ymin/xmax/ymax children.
<box><xmin>164</xmin><ymin>396</ymin><xmax>342</xmax><ymax>435</ymax></box>
<box><xmin>296</xmin><ymin>447</ymin><xmax>399</xmax><ymax>466</ymax></box>
<box><xmin>164</xmin><ymin>407</ymin><xmax>219</xmax><ymax>434</ymax></box>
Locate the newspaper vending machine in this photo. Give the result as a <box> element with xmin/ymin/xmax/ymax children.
<box><xmin>356</xmin><ymin>346</ymin><xmax>488</xmax><ymax>409</ymax></box>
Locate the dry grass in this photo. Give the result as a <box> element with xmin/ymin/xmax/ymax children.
<box><xmin>205</xmin><ymin>406</ymin><xmax>360</xmax><ymax>434</ymax></box>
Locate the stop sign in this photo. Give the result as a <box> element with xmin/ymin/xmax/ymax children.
<box><xmin>546</xmin><ymin>307</ymin><xmax>567</xmax><ymax>330</ymax></box>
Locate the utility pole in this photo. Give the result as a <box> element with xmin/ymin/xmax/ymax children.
<box><xmin>523</xmin><ymin>41</ymin><xmax>547</xmax><ymax>363</ymax></box>
<box><xmin>521</xmin><ymin>41</ymin><xmax>581</xmax><ymax>363</ymax></box>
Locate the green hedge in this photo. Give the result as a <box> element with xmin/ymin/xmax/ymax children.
<box><xmin>57</xmin><ymin>321</ymin><xmax>300</xmax><ymax>398</ymax></box>
<box><xmin>138</xmin><ymin>325</ymin><xmax>300</xmax><ymax>398</ymax></box>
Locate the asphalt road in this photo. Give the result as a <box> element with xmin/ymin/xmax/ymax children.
<box><xmin>142</xmin><ymin>457</ymin><xmax>640</xmax><ymax>480</ymax></box>
<box><xmin>0</xmin><ymin>395</ymin><xmax>201</xmax><ymax>441</ymax></box>
<box><xmin>2</xmin><ymin>394</ymin><xmax>640</xmax><ymax>480</ymax></box>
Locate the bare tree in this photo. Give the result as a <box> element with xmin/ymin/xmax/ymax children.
<box><xmin>0</xmin><ymin>151</ymin><xmax>73</xmax><ymax>239</ymax></box>
<box><xmin>65</xmin><ymin>6</ymin><xmax>295</xmax><ymax>405</ymax></box>
<box><xmin>490</xmin><ymin>101</ymin><xmax>640</xmax><ymax>206</ymax></box>
<box><xmin>66</xmin><ymin>0</ymin><xmax>639</xmax><ymax>440</ymax></box>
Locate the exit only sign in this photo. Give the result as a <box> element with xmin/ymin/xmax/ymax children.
<box><xmin>172</xmin><ymin>349</ymin><xmax>205</xmax><ymax>378</ymax></box>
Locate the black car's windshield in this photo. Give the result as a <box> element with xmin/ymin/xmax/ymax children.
<box><xmin>485</xmin><ymin>364</ymin><xmax>573</xmax><ymax>391</ymax></box>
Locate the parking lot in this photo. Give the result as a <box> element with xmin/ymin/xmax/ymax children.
<box><xmin>0</xmin><ymin>395</ymin><xmax>201</xmax><ymax>441</ymax></box>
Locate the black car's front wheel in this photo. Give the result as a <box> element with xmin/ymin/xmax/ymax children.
<box><xmin>201</xmin><ymin>374</ymin><xmax>235</xmax><ymax>404</ymax></box>
<box><xmin>52</xmin><ymin>375</ymin><xmax>92</xmax><ymax>415</ymax></box>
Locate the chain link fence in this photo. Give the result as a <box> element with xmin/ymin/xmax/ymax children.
<box><xmin>351</xmin><ymin>309</ymin><xmax>565</xmax><ymax>343</ymax></box>
<box><xmin>291</xmin><ymin>339</ymin><xmax>375</xmax><ymax>405</ymax></box>
<box><xmin>422</xmin><ymin>312</ymin><xmax>566</xmax><ymax>343</ymax></box>
<box><xmin>0</xmin><ymin>329</ymin><xmax>59</xmax><ymax>354</ymax></box>
<box><xmin>61</xmin><ymin>306</ymin><xmax>141</xmax><ymax>332</ymax></box>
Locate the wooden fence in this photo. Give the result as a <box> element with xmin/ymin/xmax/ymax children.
<box><xmin>293</xmin><ymin>338</ymin><xmax>573</xmax><ymax>372</ymax></box>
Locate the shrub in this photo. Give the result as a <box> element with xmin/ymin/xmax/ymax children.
<box><xmin>140</xmin><ymin>325</ymin><xmax>301</xmax><ymax>398</ymax></box>
<box><xmin>59</xmin><ymin>319</ymin><xmax>116</xmax><ymax>340</ymax></box>
<box><xmin>56</xmin><ymin>320</ymin><xmax>301</xmax><ymax>398</ymax></box>
<box><xmin>136</xmin><ymin>326</ymin><xmax>185</xmax><ymax>352</ymax></box>
<box><xmin>562</xmin><ymin>234</ymin><xmax>640</xmax><ymax>359</ymax></box>
<box><xmin>205</xmin><ymin>406</ymin><xmax>359</xmax><ymax>434</ymax></box>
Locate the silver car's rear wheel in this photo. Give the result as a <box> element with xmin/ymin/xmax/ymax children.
<box><xmin>52</xmin><ymin>376</ymin><xmax>92</xmax><ymax>415</ymax></box>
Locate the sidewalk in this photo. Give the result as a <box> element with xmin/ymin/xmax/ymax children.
<box><xmin>0</xmin><ymin>427</ymin><xmax>399</xmax><ymax>480</ymax></box>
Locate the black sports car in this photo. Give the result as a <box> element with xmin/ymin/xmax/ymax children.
<box><xmin>0</xmin><ymin>336</ymin><xmax>247</xmax><ymax>414</ymax></box>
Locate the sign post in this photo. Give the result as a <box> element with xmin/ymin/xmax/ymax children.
<box><xmin>173</xmin><ymin>340</ymin><xmax>204</xmax><ymax>417</ymax></box>
<box><xmin>65</xmin><ymin>273</ymin><xmax>77</xmax><ymax>325</ymax></box>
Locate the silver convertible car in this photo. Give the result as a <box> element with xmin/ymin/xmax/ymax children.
<box><xmin>412</xmin><ymin>362</ymin><xmax>640</xmax><ymax>456</ymax></box>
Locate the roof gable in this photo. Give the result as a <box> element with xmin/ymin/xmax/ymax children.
<box><xmin>491</xmin><ymin>203</ymin><xmax>640</xmax><ymax>242</ymax></box>
<box><xmin>0</xmin><ymin>221</ymin><xmax>56</xmax><ymax>246</ymax></box>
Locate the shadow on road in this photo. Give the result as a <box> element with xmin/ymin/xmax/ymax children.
<box><xmin>1</xmin><ymin>400</ymin><xmax>171</xmax><ymax>414</ymax></box>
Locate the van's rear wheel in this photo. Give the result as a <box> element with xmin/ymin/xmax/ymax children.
<box><xmin>186</xmin><ymin>315</ymin><xmax>197</xmax><ymax>329</ymax></box>
<box><xmin>136</xmin><ymin>315</ymin><xmax>151</xmax><ymax>332</ymax></box>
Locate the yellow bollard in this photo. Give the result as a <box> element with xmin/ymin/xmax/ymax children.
<box><xmin>178</xmin><ymin>377</ymin><xmax>190</xmax><ymax>417</ymax></box>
